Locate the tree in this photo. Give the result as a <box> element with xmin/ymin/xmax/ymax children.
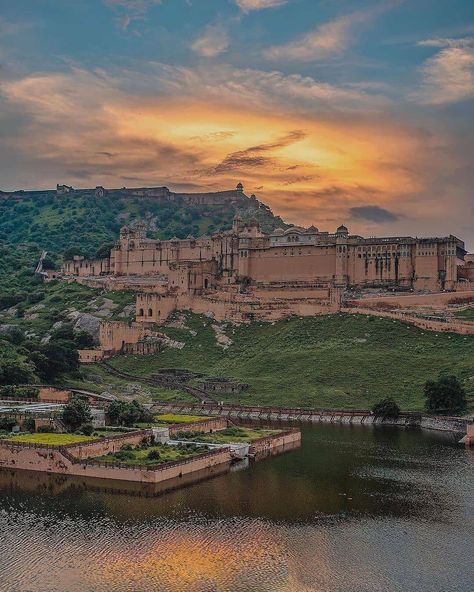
<box><xmin>372</xmin><ymin>397</ymin><xmax>400</xmax><ymax>419</ymax></box>
<box><xmin>0</xmin><ymin>344</ymin><xmax>35</xmax><ymax>385</ymax></box>
<box><xmin>63</xmin><ymin>247</ymin><xmax>86</xmax><ymax>261</ymax></box>
<box><xmin>94</xmin><ymin>243</ymin><xmax>115</xmax><ymax>259</ymax></box>
<box><xmin>107</xmin><ymin>399</ymin><xmax>152</xmax><ymax>426</ymax></box>
<box><xmin>29</xmin><ymin>341</ymin><xmax>79</xmax><ymax>381</ymax></box>
<box><xmin>424</xmin><ymin>374</ymin><xmax>467</xmax><ymax>415</ymax></box>
<box><xmin>424</xmin><ymin>375</ymin><xmax>467</xmax><ymax>416</ymax></box>
<box><xmin>60</xmin><ymin>397</ymin><xmax>92</xmax><ymax>431</ymax></box>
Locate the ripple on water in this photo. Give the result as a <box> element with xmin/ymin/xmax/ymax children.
<box><xmin>0</xmin><ymin>424</ymin><xmax>473</xmax><ymax>592</ymax></box>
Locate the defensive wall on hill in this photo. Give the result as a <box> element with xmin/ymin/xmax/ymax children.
<box><xmin>341</xmin><ymin>307</ymin><xmax>474</xmax><ymax>334</ymax></box>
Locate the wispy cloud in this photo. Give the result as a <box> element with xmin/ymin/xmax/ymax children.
<box><xmin>418</xmin><ymin>36</ymin><xmax>474</xmax><ymax>49</ymax></box>
<box><xmin>105</xmin><ymin>0</ymin><xmax>161</xmax><ymax>11</ymax></box>
<box><xmin>191</xmin><ymin>23</ymin><xmax>229</xmax><ymax>57</ymax></box>
<box><xmin>236</xmin><ymin>0</ymin><xmax>288</xmax><ymax>12</ymax></box>
<box><xmin>264</xmin><ymin>3</ymin><xmax>399</xmax><ymax>62</ymax></box>
<box><xmin>104</xmin><ymin>0</ymin><xmax>161</xmax><ymax>30</ymax></box>
<box><xmin>118</xmin><ymin>14</ymin><xmax>131</xmax><ymax>31</ymax></box>
<box><xmin>414</xmin><ymin>37</ymin><xmax>474</xmax><ymax>104</ymax></box>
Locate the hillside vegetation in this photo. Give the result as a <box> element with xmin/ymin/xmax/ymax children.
<box><xmin>0</xmin><ymin>190</ymin><xmax>284</xmax><ymax>389</ymax></box>
<box><xmin>96</xmin><ymin>312</ymin><xmax>474</xmax><ymax>412</ymax></box>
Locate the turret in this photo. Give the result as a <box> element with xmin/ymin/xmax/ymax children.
<box><xmin>233</xmin><ymin>215</ymin><xmax>243</xmax><ymax>232</ymax></box>
<box><xmin>336</xmin><ymin>224</ymin><xmax>349</xmax><ymax>238</ymax></box>
<box><xmin>236</xmin><ymin>182</ymin><xmax>244</xmax><ymax>193</ymax></box>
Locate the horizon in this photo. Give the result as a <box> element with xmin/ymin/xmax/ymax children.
<box><xmin>0</xmin><ymin>0</ymin><xmax>473</xmax><ymax>248</ymax></box>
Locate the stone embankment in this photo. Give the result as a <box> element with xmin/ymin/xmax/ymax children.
<box><xmin>152</xmin><ymin>402</ymin><xmax>472</xmax><ymax>436</ymax></box>
<box><xmin>0</xmin><ymin>429</ymin><xmax>233</xmax><ymax>484</ymax></box>
<box><xmin>248</xmin><ymin>429</ymin><xmax>301</xmax><ymax>458</ymax></box>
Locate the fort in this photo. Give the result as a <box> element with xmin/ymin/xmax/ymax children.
<box><xmin>55</xmin><ymin>184</ymin><xmax>474</xmax><ymax>358</ymax></box>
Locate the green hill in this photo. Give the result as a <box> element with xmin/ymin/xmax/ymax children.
<box><xmin>0</xmin><ymin>189</ymin><xmax>285</xmax><ymax>309</ymax></box>
<box><xmin>84</xmin><ymin>312</ymin><xmax>474</xmax><ymax>412</ymax></box>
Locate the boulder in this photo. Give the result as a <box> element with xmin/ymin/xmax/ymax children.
<box><xmin>0</xmin><ymin>324</ymin><xmax>19</xmax><ymax>335</ymax></box>
<box><xmin>67</xmin><ymin>311</ymin><xmax>101</xmax><ymax>340</ymax></box>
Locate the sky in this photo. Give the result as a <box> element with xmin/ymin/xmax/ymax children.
<box><xmin>0</xmin><ymin>1</ymin><xmax>473</xmax><ymax>246</ymax></box>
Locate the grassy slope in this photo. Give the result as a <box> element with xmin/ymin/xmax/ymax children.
<box><xmin>455</xmin><ymin>307</ymin><xmax>474</xmax><ymax>321</ymax></box>
<box><xmin>103</xmin><ymin>312</ymin><xmax>474</xmax><ymax>412</ymax></box>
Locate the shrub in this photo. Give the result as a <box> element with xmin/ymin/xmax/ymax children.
<box><xmin>37</xmin><ymin>424</ymin><xmax>56</xmax><ymax>433</ymax></box>
<box><xmin>0</xmin><ymin>417</ymin><xmax>16</xmax><ymax>432</ymax></box>
<box><xmin>114</xmin><ymin>450</ymin><xmax>135</xmax><ymax>461</ymax></box>
<box><xmin>81</xmin><ymin>424</ymin><xmax>94</xmax><ymax>436</ymax></box>
<box><xmin>147</xmin><ymin>449</ymin><xmax>161</xmax><ymax>461</ymax></box>
<box><xmin>372</xmin><ymin>398</ymin><xmax>401</xmax><ymax>419</ymax></box>
<box><xmin>424</xmin><ymin>375</ymin><xmax>467</xmax><ymax>416</ymax></box>
<box><xmin>23</xmin><ymin>417</ymin><xmax>36</xmax><ymax>432</ymax></box>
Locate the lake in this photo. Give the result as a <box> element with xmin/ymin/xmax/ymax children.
<box><xmin>0</xmin><ymin>424</ymin><xmax>472</xmax><ymax>592</ymax></box>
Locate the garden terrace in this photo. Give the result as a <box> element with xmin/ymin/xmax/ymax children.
<box><xmin>93</xmin><ymin>442</ymin><xmax>209</xmax><ymax>466</ymax></box>
<box><xmin>4</xmin><ymin>433</ymin><xmax>96</xmax><ymax>446</ymax></box>
<box><xmin>176</xmin><ymin>426</ymin><xmax>280</xmax><ymax>444</ymax></box>
<box><xmin>153</xmin><ymin>413</ymin><xmax>212</xmax><ymax>424</ymax></box>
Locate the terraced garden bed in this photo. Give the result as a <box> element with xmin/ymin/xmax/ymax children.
<box><xmin>94</xmin><ymin>442</ymin><xmax>209</xmax><ymax>465</ymax></box>
<box><xmin>176</xmin><ymin>426</ymin><xmax>280</xmax><ymax>444</ymax></box>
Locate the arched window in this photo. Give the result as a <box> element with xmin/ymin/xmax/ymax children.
<box><xmin>148</xmin><ymin>308</ymin><xmax>153</xmax><ymax>317</ymax></box>
<box><xmin>139</xmin><ymin>308</ymin><xmax>144</xmax><ymax>316</ymax></box>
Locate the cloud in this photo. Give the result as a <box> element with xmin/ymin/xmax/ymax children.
<box><xmin>414</xmin><ymin>41</ymin><xmax>474</xmax><ymax>104</ymax></box>
<box><xmin>191</xmin><ymin>24</ymin><xmax>229</xmax><ymax>58</ymax></box>
<box><xmin>236</xmin><ymin>0</ymin><xmax>288</xmax><ymax>12</ymax></box>
<box><xmin>118</xmin><ymin>14</ymin><xmax>131</xmax><ymax>31</ymax></box>
<box><xmin>418</xmin><ymin>37</ymin><xmax>474</xmax><ymax>49</ymax></box>
<box><xmin>210</xmin><ymin>130</ymin><xmax>306</xmax><ymax>174</ymax></box>
<box><xmin>0</xmin><ymin>63</ymin><xmax>472</xmax><ymax>245</ymax></box>
<box><xmin>105</xmin><ymin>0</ymin><xmax>161</xmax><ymax>12</ymax></box>
<box><xmin>104</xmin><ymin>0</ymin><xmax>161</xmax><ymax>29</ymax></box>
<box><xmin>147</xmin><ymin>62</ymin><xmax>390</xmax><ymax>112</ymax></box>
<box><xmin>349</xmin><ymin>205</ymin><xmax>400</xmax><ymax>223</ymax></box>
<box><xmin>264</xmin><ymin>3</ymin><xmax>400</xmax><ymax>62</ymax></box>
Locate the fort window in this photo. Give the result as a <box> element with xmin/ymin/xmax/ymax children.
<box><xmin>139</xmin><ymin>308</ymin><xmax>144</xmax><ymax>316</ymax></box>
<box><xmin>148</xmin><ymin>308</ymin><xmax>153</xmax><ymax>317</ymax></box>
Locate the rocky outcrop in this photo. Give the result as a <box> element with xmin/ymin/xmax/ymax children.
<box><xmin>67</xmin><ymin>310</ymin><xmax>101</xmax><ymax>340</ymax></box>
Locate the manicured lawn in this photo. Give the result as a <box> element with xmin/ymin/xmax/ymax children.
<box><xmin>95</xmin><ymin>443</ymin><xmax>207</xmax><ymax>465</ymax></box>
<box><xmin>7</xmin><ymin>433</ymin><xmax>96</xmax><ymax>446</ymax></box>
<box><xmin>177</xmin><ymin>426</ymin><xmax>280</xmax><ymax>444</ymax></box>
<box><xmin>105</xmin><ymin>312</ymin><xmax>474</xmax><ymax>412</ymax></box>
<box><xmin>154</xmin><ymin>413</ymin><xmax>211</xmax><ymax>424</ymax></box>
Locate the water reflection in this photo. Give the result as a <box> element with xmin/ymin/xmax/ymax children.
<box><xmin>0</xmin><ymin>424</ymin><xmax>472</xmax><ymax>592</ymax></box>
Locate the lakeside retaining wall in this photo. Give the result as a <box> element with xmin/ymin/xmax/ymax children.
<box><xmin>0</xmin><ymin>440</ymin><xmax>232</xmax><ymax>483</ymax></box>
<box><xmin>152</xmin><ymin>402</ymin><xmax>470</xmax><ymax>434</ymax></box>
<box><xmin>248</xmin><ymin>429</ymin><xmax>301</xmax><ymax>458</ymax></box>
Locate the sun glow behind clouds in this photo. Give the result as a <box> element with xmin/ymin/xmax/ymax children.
<box><xmin>0</xmin><ymin>64</ymin><xmax>471</xmax><ymax>242</ymax></box>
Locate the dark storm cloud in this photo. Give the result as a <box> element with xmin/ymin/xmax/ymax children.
<box><xmin>349</xmin><ymin>205</ymin><xmax>400</xmax><ymax>222</ymax></box>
